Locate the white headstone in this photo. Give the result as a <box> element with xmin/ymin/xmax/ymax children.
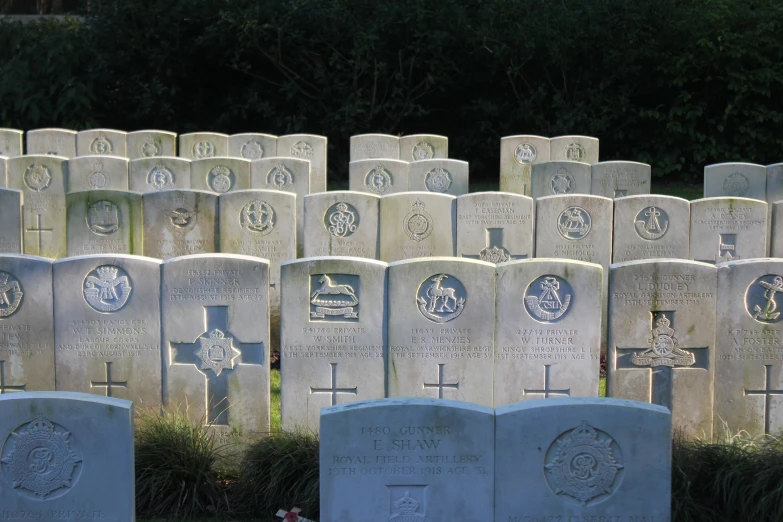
<box><xmin>0</xmin><ymin>128</ymin><xmax>23</xmax><ymax>157</ymax></box>
<box><xmin>65</xmin><ymin>190</ymin><xmax>143</xmax><ymax>256</ymax></box>
<box><xmin>129</xmin><ymin>157</ymin><xmax>191</xmax><ymax>193</ymax></box>
<box><xmin>76</xmin><ymin>129</ymin><xmax>128</xmax><ymax>157</ymax></box>
<box><xmin>530</xmin><ymin>161</ymin><xmax>591</xmax><ymax>199</ymax></box>
<box><xmin>612</xmin><ymin>195</ymin><xmax>690</xmax><ymax>262</ymax></box>
<box><xmin>229</xmin><ymin>133</ymin><xmax>278</xmax><ymax>160</ymax></box>
<box><xmin>690</xmin><ymin>197</ymin><xmax>767</xmax><ymax>263</ymax></box>
<box><xmin>456</xmin><ymin>192</ymin><xmax>533</xmax><ymax>263</ymax></box>
<box><xmin>191</xmin><ymin>157</ymin><xmax>251</xmax><ymax>194</ymax></box>
<box><xmin>771</xmin><ymin>201</ymin><xmax>783</xmax><ymax>257</ymax></box>
<box><xmin>26</xmin><ymin>128</ymin><xmax>77</xmax><ymax>158</ymax></box>
<box><xmin>0</xmin><ymin>189</ymin><xmax>22</xmax><ymax>253</ymax></box>
<box><xmin>591</xmin><ymin>161</ymin><xmax>651</xmax><ymax>198</ymax></box>
<box><xmin>277</xmin><ymin>134</ymin><xmax>328</xmax><ymax>193</ymax></box>
<box><xmin>408</xmin><ymin>159</ymin><xmax>469</xmax><ymax>196</ymax></box>
<box><xmin>142</xmin><ymin>189</ymin><xmax>218</xmax><ymax>259</ymax></box>
<box><xmin>349</xmin><ymin>159</ymin><xmax>409</xmax><ymax>196</ymax></box>
<box><xmin>399</xmin><ymin>134</ymin><xmax>448</xmax><ymax>161</ymax></box>
<box><xmin>303</xmin><ymin>191</ymin><xmax>380</xmax><ymax>259</ymax></box>
<box><xmin>499</xmin><ymin>135</ymin><xmax>551</xmax><ymax>196</ymax></box>
<box><xmin>0</xmin><ymin>156</ymin><xmax>6</xmax><ymax>187</ymax></box>
<box><xmin>350</xmin><ymin>134</ymin><xmax>400</xmax><ymax>161</ymax></box>
<box><xmin>704</xmin><ymin>162</ymin><xmax>767</xmax><ymax>200</ymax></box>
<box><xmin>66</xmin><ymin>155</ymin><xmax>129</xmax><ymax>192</ymax></box>
<box><xmin>379</xmin><ymin>193</ymin><xmax>456</xmax><ymax>262</ymax></box>
<box><xmin>178</xmin><ymin>132</ymin><xmax>229</xmax><ymax>159</ymax></box>
<box><xmin>766</xmin><ymin>162</ymin><xmax>783</xmax><ymax>206</ymax></box>
<box><xmin>550</xmin><ymin>135</ymin><xmax>599</xmax><ymax>164</ymax></box>
<box><xmin>127</xmin><ymin>130</ymin><xmax>177</xmax><ymax>159</ymax></box>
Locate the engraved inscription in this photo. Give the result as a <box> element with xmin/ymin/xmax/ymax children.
<box><xmin>425</xmin><ymin>167</ymin><xmax>452</xmax><ymax>193</ymax></box>
<box><xmin>365</xmin><ymin>166</ymin><xmax>393</xmax><ymax>194</ymax></box>
<box><xmin>550</xmin><ymin>167</ymin><xmax>574</xmax><ymax>195</ymax></box>
<box><xmin>267</xmin><ymin>165</ymin><xmax>294</xmax><ymax>189</ymax></box>
<box><xmin>240</xmin><ymin>140</ymin><xmax>264</xmax><ymax>159</ymax></box>
<box><xmin>89</xmin><ymin>161</ymin><xmax>106</xmax><ymax>189</ymax></box>
<box><xmin>634</xmin><ymin>206</ymin><xmax>669</xmax><ymax>240</ymax></box>
<box><xmin>633</xmin><ymin>314</ymin><xmax>695</xmax><ymax>367</ymax></box>
<box><xmin>207</xmin><ymin>165</ymin><xmax>233</xmax><ymax>193</ymax></box>
<box><xmin>412</xmin><ymin>142</ymin><xmax>434</xmax><ymax>161</ymax></box>
<box><xmin>147</xmin><ymin>165</ymin><xmax>174</xmax><ymax>190</ymax></box>
<box><xmin>196</xmin><ymin>329</ymin><xmax>240</xmax><ymax>376</ymax></box>
<box><xmin>557</xmin><ymin>207</ymin><xmax>591</xmax><ymax>240</ymax></box>
<box><xmin>325</xmin><ymin>202</ymin><xmax>359</xmax><ymax>238</ymax></box>
<box><xmin>90</xmin><ymin>136</ymin><xmax>112</xmax><ymax>155</ymax></box>
<box><xmin>290</xmin><ymin>141</ymin><xmax>313</xmax><ymax>159</ymax></box>
<box><xmin>524</xmin><ymin>275</ymin><xmax>573</xmax><ymax>323</ymax></box>
<box><xmin>723</xmin><ymin>172</ymin><xmax>750</xmax><ymax>197</ymax></box>
<box><xmin>141</xmin><ymin>137</ymin><xmax>161</xmax><ymax>157</ymax></box>
<box><xmin>514</xmin><ymin>143</ymin><xmax>536</xmax><ymax>165</ymax></box>
<box><xmin>310</xmin><ymin>274</ymin><xmax>359</xmax><ymax>321</ymax></box>
<box><xmin>23</xmin><ymin>164</ymin><xmax>51</xmax><ymax>192</ymax></box>
<box><xmin>86</xmin><ymin>200</ymin><xmax>120</xmax><ymax>235</ymax></box>
<box><xmin>746</xmin><ymin>275</ymin><xmax>783</xmax><ymax>324</ymax></box>
<box><xmin>0</xmin><ymin>272</ymin><xmax>23</xmax><ymax>318</ymax></box>
<box><xmin>240</xmin><ymin>200</ymin><xmax>275</xmax><ymax>235</ymax></box>
<box><xmin>388</xmin><ymin>485</ymin><xmax>428</xmax><ymax>520</ymax></box>
<box><xmin>416</xmin><ymin>275</ymin><xmax>466</xmax><ymax>323</ymax></box>
<box><xmin>83</xmin><ymin>265</ymin><xmax>132</xmax><ymax>313</ymax></box>
<box><xmin>565</xmin><ymin>142</ymin><xmax>586</xmax><ymax>162</ymax></box>
<box><xmin>192</xmin><ymin>141</ymin><xmax>215</xmax><ymax>159</ymax></box>
<box><xmin>403</xmin><ymin>199</ymin><xmax>433</xmax><ymax>242</ymax></box>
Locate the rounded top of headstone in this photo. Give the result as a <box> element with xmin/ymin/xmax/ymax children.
<box><xmin>162</xmin><ymin>252</ymin><xmax>271</xmax><ymax>266</ymax></box>
<box><xmin>127</xmin><ymin>129</ymin><xmax>178</xmax><ymax>137</ymax></box>
<box><xmin>0</xmin><ymin>253</ymin><xmax>52</xmax><ymax>264</ymax></box>
<box><xmin>715</xmin><ymin>257</ymin><xmax>778</xmax><ymax>269</ymax></box>
<box><xmin>388</xmin><ymin>256</ymin><xmax>494</xmax><ymax>269</ymax></box>
<box><xmin>321</xmin><ymin>397</ymin><xmax>494</xmax><ymax>416</ymax></box>
<box><xmin>704</xmin><ymin>162</ymin><xmax>765</xmax><ymax>169</ymax></box>
<box><xmin>609</xmin><ymin>258</ymin><xmax>716</xmax><ymax>270</ymax></box>
<box><xmin>27</xmin><ymin>128</ymin><xmax>77</xmax><ymax>135</ymax></box>
<box><xmin>281</xmin><ymin>256</ymin><xmax>389</xmax><ymax>269</ymax></box>
<box><xmin>230</xmin><ymin>132</ymin><xmax>278</xmax><ymax>139</ymax></box>
<box><xmin>0</xmin><ymin>390</ymin><xmax>131</xmax><ymax>409</ymax></box>
<box><xmin>536</xmin><ymin>193</ymin><xmax>612</xmax><ymax>204</ymax></box>
<box><xmin>501</xmin><ymin>134</ymin><xmax>549</xmax><ymax>141</ymax></box>
<box><xmin>691</xmin><ymin>196</ymin><xmax>767</xmax><ymax>205</ymax></box>
<box><xmin>495</xmin><ymin>396</ymin><xmax>670</xmax><ymax>417</ymax></box>
<box><xmin>498</xmin><ymin>257</ymin><xmax>603</xmax><ymax>272</ymax></box>
<box><xmin>379</xmin><ymin>191</ymin><xmax>456</xmax><ymax>201</ymax></box>
<box><xmin>180</xmin><ymin>132</ymin><xmax>229</xmax><ymax>138</ymax></box>
<box><xmin>613</xmin><ymin>194</ymin><xmax>688</xmax><ymax>203</ymax></box>
<box><xmin>54</xmin><ymin>253</ymin><xmax>162</xmax><ymax>266</ymax></box>
<box><xmin>592</xmin><ymin>160</ymin><xmax>651</xmax><ymax>168</ymax></box>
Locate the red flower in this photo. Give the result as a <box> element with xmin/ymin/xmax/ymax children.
<box><xmin>284</xmin><ymin>513</ymin><xmax>299</xmax><ymax>522</ymax></box>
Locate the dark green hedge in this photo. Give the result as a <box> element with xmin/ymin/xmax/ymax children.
<box><xmin>1</xmin><ymin>0</ymin><xmax>782</xmax><ymax>183</ymax></box>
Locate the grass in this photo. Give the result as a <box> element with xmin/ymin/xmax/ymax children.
<box><xmin>271</xmin><ymin>369</ymin><xmax>281</xmax><ymax>432</ymax></box>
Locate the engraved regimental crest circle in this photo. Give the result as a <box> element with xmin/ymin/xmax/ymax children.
<box><xmin>192</xmin><ymin>141</ymin><xmax>215</xmax><ymax>159</ymax></box>
<box><xmin>514</xmin><ymin>143</ymin><xmax>537</xmax><ymax>164</ymax></box>
<box><xmin>310</xmin><ymin>274</ymin><xmax>360</xmax><ymax>320</ymax></box>
<box><xmin>90</xmin><ymin>136</ymin><xmax>113</xmax><ymax>155</ymax></box>
<box><xmin>240</xmin><ymin>140</ymin><xmax>264</xmax><ymax>159</ymax></box>
<box><xmin>634</xmin><ymin>206</ymin><xmax>669</xmax><ymax>241</ymax></box>
<box><xmin>723</xmin><ymin>172</ymin><xmax>750</xmax><ymax>197</ymax></box>
<box><xmin>425</xmin><ymin>167</ymin><xmax>452</xmax><ymax>193</ymax></box>
<box><xmin>566</xmin><ymin>142</ymin><xmax>586</xmax><ymax>162</ymax></box>
<box><xmin>290</xmin><ymin>141</ymin><xmax>313</xmax><ymax>160</ymax></box>
<box><xmin>1</xmin><ymin>415</ymin><xmax>83</xmax><ymax>500</ymax></box>
<box><xmin>417</xmin><ymin>274</ymin><xmax>467</xmax><ymax>323</ymax></box>
<box><xmin>196</xmin><ymin>329</ymin><xmax>240</xmax><ymax>376</ymax></box>
<box><xmin>557</xmin><ymin>207</ymin><xmax>592</xmax><ymax>240</ymax></box>
<box><xmin>404</xmin><ymin>198</ymin><xmax>433</xmax><ymax>242</ymax></box>
<box><xmin>551</xmin><ymin>168</ymin><xmax>575</xmax><ymax>195</ymax></box>
<box><xmin>412</xmin><ymin>141</ymin><xmax>434</xmax><ymax>161</ymax></box>
<box><xmin>207</xmin><ymin>166</ymin><xmax>233</xmax><ymax>193</ymax></box>
<box><xmin>267</xmin><ymin>165</ymin><xmax>294</xmax><ymax>189</ymax></box>
<box><xmin>87</xmin><ymin>200</ymin><xmax>120</xmax><ymax>235</ymax></box>
<box><xmin>365</xmin><ymin>165</ymin><xmax>393</xmax><ymax>194</ymax></box>
<box><xmin>545</xmin><ymin>421</ymin><xmax>624</xmax><ymax>505</ymax></box>
<box><xmin>147</xmin><ymin>165</ymin><xmax>174</xmax><ymax>190</ymax></box>
<box><xmin>163</xmin><ymin>202</ymin><xmax>197</xmax><ymax>234</ymax></box>
<box><xmin>88</xmin><ymin>169</ymin><xmax>106</xmax><ymax>189</ymax></box>
<box><xmin>0</xmin><ymin>271</ymin><xmax>23</xmax><ymax>318</ymax></box>
<box><xmin>325</xmin><ymin>202</ymin><xmax>359</xmax><ymax>238</ymax></box>
<box><xmin>240</xmin><ymin>200</ymin><xmax>275</xmax><ymax>235</ymax></box>
<box><xmin>633</xmin><ymin>314</ymin><xmax>695</xmax><ymax>367</ymax></box>
<box><xmin>746</xmin><ymin>274</ymin><xmax>783</xmax><ymax>324</ymax></box>
<box><xmin>141</xmin><ymin>137</ymin><xmax>161</xmax><ymax>157</ymax></box>
<box><xmin>524</xmin><ymin>275</ymin><xmax>573</xmax><ymax>323</ymax></box>
<box><xmin>83</xmin><ymin>265</ymin><xmax>132</xmax><ymax>313</ymax></box>
<box><xmin>23</xmin><ymin>164</ymin><xmax>51</xmax><ymax>192</ymax></box>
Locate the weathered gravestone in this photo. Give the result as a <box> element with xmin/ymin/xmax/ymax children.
<box><xmin>76</xmin><ymin>129</ymin><xmax>128</xmax><ymax>158</ymax></box>
<box><xmin>607</xmin><ymin>259</ymin><xmax>716</xmax><ymax>438</ymax></box>
<box><xmin>53</xmin><ymin>255</ymin><xmax>162</xmax><ymax>407</ymax></box>
<box><xmin>494</xmin><ymin>259</ymin><xmax>602</xmax><ymax>407</ymax></box>
<box><xmin>26</xmin><ymin>128</ymin><xmax>76</xmax><ymax>158</ymax></box>
<box><xmin>129</xmin><ymin>157</ymin><xmax>191</xmax><ymax>193</ymax></box>
<box><xmin>191</xmin><ymin>157</ymin><xmax>251</xmax><ymax>194</ymax></box>
<box><xmin>320</xmin><ymin>398</ymin><xmax>494</xmax><ymax>522</ymax></box>
<box><xmin>349</xmin><ymin>159</ymin><xmax>410</xmax><ymax>196</ymax></box>
<box><xmin>379</xmin><ymin>193</ymin><xmax>456</xmax><ymax>262</ymax></box>
<box><xmin>0</xmin><ymin>128</ymin><xmax>23</xmax><ymax>157</ymax></box>
<box><xmin>612</xmin><ymin>195</ymin><xmax>690</xmax><ymax>262</ymax></box>
<box><xmin>142</xmin><ymin>189</ymin><xmax>218</xmax><ymax>259</ymax></box>
<box><xmin>772</xmin><ymin>201</ymin><xmax>783</xmax><ymax>257</ymax></box>
<box><xmin>400</xmin><ymin>134</ymin><xmax>448</xmax><ymax>161</ymax></box>
<box><xmin>0</xmin><ymin>156</ymin><xmax>6</xmax><ymax>187</ymax></box>
<box><xmin>178</xmin><ymin>132</ymin><xmax>229</xmax><ymax>160</ymax></box>
<box><xmin>690</xmin><ymin>197</ymin><xmax>767</xmax><ymax>263</ymax></box>
<box><xmin>162</xmin><ymin>254</ymin><xmax>270</xmax><ymax>441</ymax></box>
<box><xmin>387</xmin><ymin>258</ymin><xmax>495</xmax><ymax>406</ymax></box>
<box><xmin>499</xmin><ymin>135</ymin><xmax>551</xmax><ymax>196</ymax></box>
<box><xmin>66</xmin><ymin>155</ymin><xmax>129</xmax><ymax>192</ymax></box>
<box><xmin>303</xmin><ymin>191</ymin><xmax>380</xmax><ymax>259</ymax></box>
<box><xmin>530</xmin><ymin>161</ymin><xmax>591</xmax><ymax>199</ymax></box>
<box><xmin>0</xmin><ymin>392</ymin><xmax>133</xmax><ymax>519</ymax></box>
<box><xmin>127</xmin><ymin>129</ymin><xmax>177</xmax><ymax>159</ymax></box>
<box><xmin>0</xmin><ymin>254</ymin><xmax>54</xmax><ymax>392</ymax></box>
<box><xmin>550</xmin><ymin>135</ymin><xmax>599</xmax><ymax>164</ymax></box>
<box><xmin>535</xmin><ymin>195</ymin><xmax>613</xmax><ymax>267</ymax></box>
<box><xmin>7</xmin><ymin>155</ymin><xmax>68</xmax><ymax>259</ymax></box>
<box><xmin>229</xmin><ymin>133</ymin><xmax>277</xmax><ymax>160</ymax></box>
<box><xmin>704</xmin><ymin>163</ymin><xmax>767</xmax><ymax>200</ymax></box>
<box><xmin>591</xmin><ymin>161</ymin><xmax>651</xmax><ymax>198</ymax></box>
<box><xmin>409</xmin><ymin>159</ymin><xmax>469</xmax><ymax>196</ymax></box>
<box><xmin>456</xmin><ymin>192</ymin><xmax>533</xmax><ymax>263</ymax></box>
<box><xmin>66</xmin><ymin>190</ymin><xmax>143</xmax><ymax>256</ymax></box>
<box><xmin>350</xmin><ymin>134</ymin><xmax>400</xmax><ymax>161</ymax></box>
<box><xmin>280</xmin><ymin>257</ymin><xmax>387</xmax><ymax>431</ymax></box>
<box><xmin>0</xmin><ymin>189</ymin><xmax>22</xmax><ymax>253</ymax></box>
<box><xmin>766</xmin><ymin>162</ymin><xmax>783</xmax><ymax>206</ymax></box>
<box><xmin>277</xmin><ymin>134</ymin><xmax>328</xmax><ymax>193</ymax></box>
<box><xmin>495</xmin><ymin>398</ymin><xmax>672</xmax><ymax>522</ymax></box>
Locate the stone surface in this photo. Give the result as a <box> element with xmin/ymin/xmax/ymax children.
<box><xmin>387</xmin><ymin>257</ymin><xmax>495</xmax><ymax>406</ymax></box>
<box><xmin>456</xmin><ymin>192</ymin><xmax>533</xmax><ymax>263</ymax></box>
<box><xmin>409</xmin><ymin>159</ymin><xmax>469</xmax><ymax>196</ymax></box>
<box><xmin>53</xmin><ymin>255</ymin><xmax>162</xmax><ymax>408</ymax></box>
<box><xmin>530</xmin><ymin>161</ymin><xmax>591</xmax><ymax>199</ymax></box>
<box><xmin>228</xmin><ymin>133</ymin><xmax>278</xmax><ymax>160</ymax></box>
<box><xmin>704</xmin><ymin>163</ymin><xmax>767</xmax><ymax>200</ymax></box>
<box><xmin>178</xmin><ymin>132</ymin><xmax>229</xmax><ymax>160</ymax></box>
<box><xmin>0</xmin><ymin>392</ymin><xmax>133</xmax><ymax>520</ymax></box>
<box><xmin>0</xmin><ymin>128</ymin><xmax>23</xmax><ymax>157</ymax></box>
<box><xmin>191</xmin><ymin>157</ymin><xmax>251</xmax><ymax>194</ymax></box>
<box><xmin>303</xmin><ymin>191</ymin><xmax>380</xmax><ymax>259</ymax></box>
<box><xmin>0</xmin><ymin>189</ymin><xmax>22</xmax><ymax>253</ymax></box>
<box><xmin>772</xmin><ymin>201</ymin><xmax>783</xmax><ymax>257</ymax></box>
<box><xmin>0</xmin><ymin>156</ymin><xmax>5</xmax><ymax>187</ymax></box>
<box><xmin>142</xmin><ymin>189</ymin><xmax>218</xmax><ymax>259</ymax></box>
<box><xmin>280</xmin><ymin>257</ymin><xmax>387</xmax><ymax>431</ymax></box>
<box><xmin>494</xmin><ymin>259</ymin><xmax>602</xmax><ymax>407</ymax></box>
<box><xmin>127</xmin><ymin>130</ymin><xmax>177</xmax><ymax>159</ymax></box>
<box><xmin>66</xmin><ymin>190</ymin><xmax>143</xmax><ymax>256</ymax></box>
<box><xmin>25</xmin><ymin>129</ymin><xmax>77</xmax><ymax>158</ymax></box>
<box><xmin>607</xmin><ymin>259</ymin><xmax>716</xmax><ymax>438</ymax></box>
<box><xmin>129</xmin><ymin>157</ymin><xmax>191</xmax><ymax>193</ymax></box>
<box><xmin>612</xmin><ymin>195</ymin><xmax>690</xmax><ymax>262</ymax></box>
<box><xmin>689</xmin><ymin>197</ymin><xmax>767</xmax><ymax>263</ymax></box>
<box><xmin>348</xmin><ymin>159</ymin><xmax>410</xmax><ymax>196</ymax></box>
<box><xmin>350</xmin><ymin>134</ymin><xmax>400</xmax><ymax>161</ymax></box>
<box><xmin>766</xmin><ymin>162</ymin><xmax>783</xmax><ymax>205</ymax></box>
<box><xmin>277</xmin><ymin>134</ymin><xmax>328</xmax><ymax>193</ymax></box>
<box><xmin>76</xmin><ymin>129</ymin><xmax>128</xmax><ymax>158</ymax></box>
<box><xmin>495</xmin><ymin>398</ymin><xmax>671</xmax><ymax>521</ymax></box>
<box><xmin>379</xmin><ymin>193</ymin><xmax>456</xmax><ymax>262</ymax></box>
<box><xmin>549</xmin><ymin>135</ymin><xmax>599</xmax><ymax>164</ymax></box>
<box><xmin>0</xmin><ymin>254</ymin><xmax>55</xmax><ymax>392</ymax></box>
<box><xmin>591</xmin><ymin>161</ymin><xmax>651</xmax><ymax>198</ymax></box>
<box><xmin>162</xmin><ymin>254</ymin><xmax>270</xmax><ymax>442</ymax></box>
<box><xmin>499</xmin><ymin>135</ymin><xmax>551</xmax><ymax>196</ymax></box>
<box><xmin>399</xmin><ymin>134</ymin><xmax>448</xmax><ymax>161</ymax></box>
<box><xmin>66</xmin><ymin>155</ymin><xmax>129</xmax><ymax>192</ymax></box>
<box><xmin>319</xmin><ymin>398</ymin><xmax>494</xmax><ymax>522</ymax></box>
<box><xmin>7</xmin><ymin>155</ymin><xmax>68</xmax><ymax>259</ymax></box>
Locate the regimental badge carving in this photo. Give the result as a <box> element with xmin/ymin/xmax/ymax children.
<box><xmin>388</xmin><ymin>485</ymin><xmax>428</xmax><ymax>521</ymax></box>
<box><xmin>557</xmin><ymin>207</ymin><xmax>591</xmax><ymax>240</ymax></box>
<box><xmin>551</xmin><ymin>167</ymin><xmax>575</xmax><ymax>195</ymax></box>
<box><xmin>240</xmin><ymin>200</ymin><xmax>275</xmax><ymax>235</ymax></box>
<box><xmin>545</xmin><ymin>421</ymin><xmax>623</xmax><ymax>505</ymax></box>
<box><xmin>514</xmin><ymin>143</ymin><xmax>537</xmax><ymax>164</ymax></box>
<box><xmin>90</xmin><ymin>136</ymin><xmax>112</xmax><ymax>155</ymax></box>
<box><xmin>325</xmin><ymin>202</ymin><xmax>359</xmax><ymax>238</ymax></box>
<box><xmin>83</xmin><ymin>265</ymin><xmax>132</xmax><ymax>312</ymax></box>
<box><xmin>746</xmin><ymin>275</ymin><xmax>783</xmax><ymax>323</ymax></box>
<box><xmin>23</xmin><ymin>164</ymin><xmax>51</xmax><ymax>192</ymax></box>
<box><xmin>192</xmin><ymin>141</ymin><xmax>215</xmax><ymax>159</ymax></box>
<box><xmin>267</xmin><ymin>165</ymin><xmax>294</xmax><ymax>189</ymax></box>
<box><xmin>717</xmin><ymin>233</ymin><xmax>739</xmax><ymax>262</ymax></box>
<box><xmin>0</xmin><ymin>415</ymin><xmax>82</xmax><ymax>500</ymax></box>
<box><xmin>86</xmin><ymin>200</ymin><xmax>120</xmax><ymax>235</ymax></box>
<box><xmin>240</xmin><ymin>140</ymin><xmax>264</xmax><ymax>159</ymax></box>
<box><xmin>0</xmin><ymin>271</ymin><xmax>23</xmax><ymax>318</ymax></box>
<box><xmin>723</xmin><ymin>172</ymin><xmax>750</xmax><ymax>197</ymax></box>
<box><xmin>89</xmin><ymin>161</ymin><xmax>106</xmax><ymax>189</ymax></box>
<box><xmin>412</xmin><ymin>142</ymin><xmax>434</xmax><ymax>161</ymax></box>
<box><xmin>403</xmin><ymin>198</ymin><xmax>433</xmax><ymax>242</ymax></box>
<box><xmin>290</xmin><ymin>141</ymin><xmax>313</xmax><ymax>160</ymax></box>
<box><xmin>147</xmin><ymin>165</ymin><xmax>174</xmax><ymax>190</ymax></box>
<box><xmin>207</xmin><ymin>165</ymin><xmax>233</xmax><ymax>193</ymax></box>
<box><xmin>365</xmin><ymin>165</ymin><xmax>393</xmax><ymax>194</ymax></box>
<box><xmin>566</xmin><ymin>142</ymin><xmax>586</xmax><ymax>162</ymax></box>
<box><xmin>425</xmin><ymin>167</ymin><xmax>452</xmax><ymax>193</ymax></box>
<box><xmin>162</xmin><ymin>202</ymin><xmax>197</xmax><ymax>234</ymax></box>
<box><xmin>634</xmin><ymin>206</ymin><xmax>669</xmax><ymax>240</ymax></box>
<box><xmin>310</xmin><ymin>274</ymin><xmax>359</xmax><ymax>320</ymax></box>
<box><xmin>141</xmin><ymin>137</ymin><xmax>161</xmax><ymax>157</ymax></box>
<box><xmin>417</xmin><ymin>274</ymin><xmax>466</xmax><ymax>323</ymax></box>
<box><xmin>195</xmin><ymin>329</ymin><xmax>240</xmax><ymax>376</ymax></box>
<box><xmin>524</xmin><ymin>275</ymin><xmax>573</xmax><ymax>322</ymax></box>
<box><xmin>480</xmin><ymin>246</ymin><xmax>510</xmax><ymax>264</ymax></box>
<box><xmin>633</xmin><ymin>314</ymin><xmax>695</xmax><ymax>367</ymax></box>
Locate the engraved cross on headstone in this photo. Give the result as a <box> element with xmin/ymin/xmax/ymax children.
<box><xmin>25</xmin><ymin>214</ymin><xmax>52</xmax><ymax>256</ymax></box>
<box><xmin>309</xmin><ymin>362</ymin><xmax>357</xmax><ymax>406</ymax></box>
<box><xmin>462</xmin><ymin>228</ymin><xmax>527</xmax><ymax>263</ymax></box>
<box><xmin>695</xmin><ymin>233</ymin><xmax>739</xmax><ymax>264</ymax></box>
<box><xmin>523</xmin><ymin>364</ymin><xmax>571</xmax><ymax>398</ymax></box>
<box><xmin>614</xmin><ymin>189</ymin><xmax>627</xmax><ymax>198</ymax></box>
<box><xmin>423</xmin><ymin>363</ymin><xmax>459</xmax><ymax>399</ymax></box>
<box><xmin>744</xmin><ymin>364</ymin><xmax>783</xmax><ymax>435</ymax></box>
<box><xmin>90</xmin><ymin>361</ymin><xmax>127</xmax><ymax>397</ymax></box>
<box><xmin>0</xmin><ymin>360</ymin><xmax>26</xmax><ymax>394</ymax></box>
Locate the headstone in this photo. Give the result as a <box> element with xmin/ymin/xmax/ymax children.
<box><xmin>494</xmin><ymin>259</ymin><xmax>602</xmax><ymax>407</ymax></box>
<box><xmin>499</xmin><ymin>135</ymin><xmax>551</xmax><ymax>196</ymax></box>
<box><xmin>0</xmin><ymin>392</ymin><xmax>133</xmax><ymax>519</ymax></box>
<box><xmin>280</xmin><ymin>257</ymin><xmax>387</xmax><ymax>431</ymax></box>
<box><xmin>607</xmin><ymin>259</ymin><xmax>716</xmax><ymax>438</ymax></box>
<box><xmin>387</xmin><ymin>257</ymin><xmax>495</xmax><ymax>406</ymax></box>
<box><xmin>26</xmin><ymin>128</ymin><xmax>77</xmax><ymax>158</ymax></box>
<box><xmin>162</xmin><ymin>254</ymin><xmax>270</xmax><ymax>441</ymax></box>
<box><xmin>379</xmin><ymin>193</ymin><xmax>456</xmax><ymax>262</ymax></box>
<box><xmin>129</xmin><ymin>157</ymin><xmax>191</xmax><ymax>192</ymax></box>
<box><xmin>408</xmin><ymin>159</ymin><xmax>469</xmax><ymax>196</ymax></box>
<box><xmin>53</xmin><ymin>254</ymin><xmax>162</xmax><ymax>407</ymax></box>
<box><xmin>0</xmin><ymin>189</ymin><xmax>22</xmax><ymax>253</ymax></box>
<box><xmin>399</xmin><ymin>134</ymin><xmax>448</xmax><ymax>161</ymax></box>
<box><xmin>229</xmin><ymin>133</ymin><xmax>278</xmax><ymax>160</ymax></box>
<box><xmin>772</xmin><ymin>201</ymin><xmax>783</xmax><ymax>257</ymax></box>
<box><xmin>142</xmin><ymin>189</ymin><xmax>218</xmax><ymax>259</ymax></box>
<box><xmin>127</xmin><ymin>130</ymin><xmax>177</xmax><ymax>159</ymax></box>
<box><xmin>76</xmin><ymin>129</ymin><xmax>128</xmax><ymax>157</ymax></box>
<box><xmin>549</xmin><ymin>135</ymin><xmax>599</xmax><ymax>164</ymax></box>
<box><xmin>530</xmin><ymin>161</ymin><xmax>591</xmax><ymax>199</ymax></box>
<box><xmin>495</xmin><ymin>398</ymin><xmax>671</xmax><ymax>521</ymax></box>
<box><xmin>591</xmin><ymin>161</ymin><xmax>651</xmax><ymax>198</ymax></box>
<box><xmin>456</xmin><ymin>192</ymin><xmax>533</xmax><ymax>263</ymax></box>
<box><xmin>0</xmin><ymin>128</ymin><xmax>23</xmax><ymax>157</ymax></box>
<box><xmin>0</xmin><ymin>254</ymin><xmax>54</xmax><ymax>392</ymax></box>
<box><xmin>277</xmin><ymin>134</ymin><xmax>328</xmax><ymax>193</ymax></box>
<box><xmin>0</xmin><ymin>156</ymin><xmax>6</xmax><ymax>187</ymax></box>
<box><xmin>191</xmin><ymin>157</ymin><xmax>251</xmax><ymax>194</ymax></box>
<box><xmin>348</xmin><ymin>159</ymin><xmax>410</xmax><ymax>195</ymax></box>
<box><xmin>320</xmin><ymin>398</ymin><xmax>494</xmax><ymax>522</ymax></box>
<box><xmin>612</xmin><ymin>195</ymin><xmax>690</xmax><ymax>262</ymax></box>
<box><xmin>7</xmin><ymin>155</ymin><xmax>68</xmax><ymax>259</ymax></box>
<box><xmin>350</xmin><ymin>134</ymin><xmax>400</xmax><ymax>161</ymax></box>
<box><xmin>303</xmin><ymin>191</ymin><xmax>380</xmax><ymax>259</ymax></box>
<box><xmin>65</xmin><ymin>190</ymin><xmax>143</xmax><ymax>256</ymax></box>
<box><xmin>690</xmin><ymin>197</ymin><xmax>767</xmax><ymax>263</ymax></box>
<box><xmin>766</xmin><ymin>162</ymin><xmax>783</xmax><ymax>206</ymax></box>
<box><xmin>704</xmin><ymin>162</ymin><xmax>767</xmax><ymax>200</ymax></box>
<box><xmin>178</xmin><ymin>132</ymin><xmax>229</xmax><ymax>160</ymax></box>
<box><xmin>66</xmin><ymin>155</ymin><xmax>129</xmax><ymax>191</ymax></box>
